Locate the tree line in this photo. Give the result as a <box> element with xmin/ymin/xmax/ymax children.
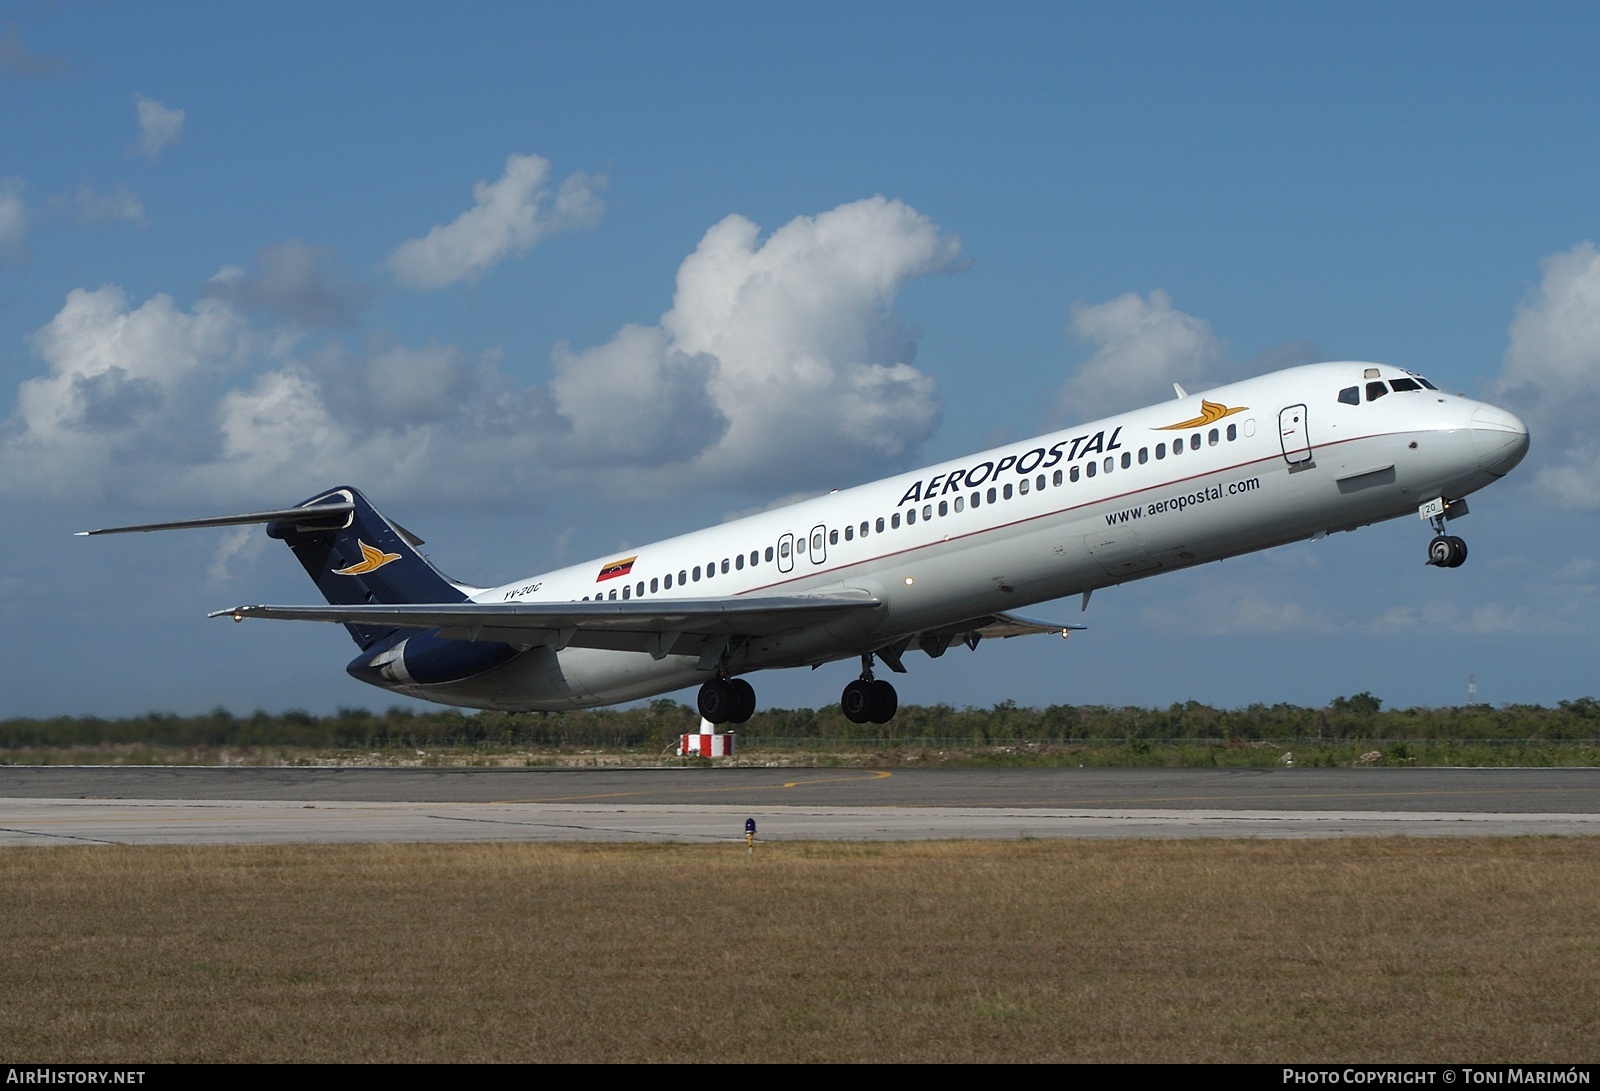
<box><xmin>4</xmin><ymin>693</ymin><xmax>1600</xmax><ymax>750</ymax></box>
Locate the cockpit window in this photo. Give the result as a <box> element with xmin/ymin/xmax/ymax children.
<box><xmin>1339</xmin><ymin>386</ymin><xmax>1359</xmax><ymax>405</ymax></box>
<box><xmin>1390</xmin><ymin>377</ymin><xmax>1422</xmax><ymax>392</ymax></box>
<box><xmin>1366</xmin><ymin>381</ymin><xmax>1388</xmax><ymax>402</ymax></box>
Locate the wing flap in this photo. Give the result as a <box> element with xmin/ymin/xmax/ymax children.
<box><xmin>905</xmin><ymin>611</ymin><xmax>1085</xmax><ymax>658</ymax></box>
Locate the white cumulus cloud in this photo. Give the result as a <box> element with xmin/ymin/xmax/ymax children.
<box><xmin>1056</xmin><ymin>290</ymin><xmax>1234</xmax><ymax>424</ymax></box>
<box><xmin>1</xmin><ymin>197</ymin><xmax>961</xmax><ymax>507</ymax></box>
<box><xmin>133</xmin><ymin>94</ymin><xmax>184</xmax><ymax>160</ymax></box>
<box><xmin>387</xmin><ymin>154</ymin><xmax>606</xmax><ymax>290</ymax></box>
<box><xmin>550</xmin><ymin>195</ymin><xmax>959</xmax><ymax>491</ymax></box>
<box><xmin>3</xmin><ymin>286</ymin><xmax>254</xmax><ymax>502</ymax></box>
<box><xmin>1494</xmin><ymin>241</ymin><xmax>1600</xmax><ymax>509</ymax></box>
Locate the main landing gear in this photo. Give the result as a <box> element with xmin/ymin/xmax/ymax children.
<box><xmin>698</xmin><ymin>677</ymin><xmax>755</xmax><ymax>725</ymax></box>
<box><xmin>1422</xmin><ymin>497</ymin><xmax>1468</xmax><ymax>568</ymax></box>
<box><xmin>841</xmin><ymin>654</ymin><xmax>898</xmax><ymax>724</ymax></box>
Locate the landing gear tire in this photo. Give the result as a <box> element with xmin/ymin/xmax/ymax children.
<box><xmin>1427</xmin><ymin>534</ymin><xmax>1468</xmax><ymax>568</ymax></box>
<box><xmin>868</xmin><ymin>679</ymin><xmax>898</xmax><ymax>724</ymax></box>
<box><xmin>727</xmin><ymin>678</ymin><xmax>756</xmax><ymax>724</ymax></box>
<box><xmin>698</xmin><ymin>679</ymin><xmax>736</xmax><ymax>724</ymax></box>
<box><xmin>841</xmin><ymin>678</ymin><xmax>898</xmax><ymax>724</ymax></box>
<box><xmin>841</xmin><ymin>679</ymin><xmax>876</xmax><ymax>724</ymax></box>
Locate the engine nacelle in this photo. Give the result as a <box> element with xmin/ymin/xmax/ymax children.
<box><xmin>346</xmin><ymin>632</ymin><xmax>521</xmax><ymax>688</ymax></box>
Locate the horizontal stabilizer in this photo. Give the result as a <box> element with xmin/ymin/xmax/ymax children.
<box><xmin>76</xmin><ymin>503</ymin><xmax>355</xmax><ymax>536</ymax></box>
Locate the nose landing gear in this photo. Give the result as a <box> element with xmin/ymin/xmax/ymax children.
<box><xmin>1421</xmin><ymin>497</ymin><xmax>1469</xmax><ymax>568</ymax></box>
<box><xmin>841</xmin><ymin>653</ymin><xmax>898</xmax><ymax>724</ymax></box>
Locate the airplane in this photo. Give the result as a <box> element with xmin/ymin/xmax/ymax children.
<box><xmin>81</xmin><ymin>361</ymin><xmax>1529</xmax><ymax>724</ymax></box>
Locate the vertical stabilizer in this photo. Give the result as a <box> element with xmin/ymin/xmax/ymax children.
<box><xmin>267</xmin><ymin>486</ymin><xmax>466</xmax><ymax>650</ymax></box>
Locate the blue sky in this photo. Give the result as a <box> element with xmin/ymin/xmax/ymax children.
<box><xmin>3</xmin><ymin>2</ymin><xmax>1599</xmax><ymax>717</ymax></box>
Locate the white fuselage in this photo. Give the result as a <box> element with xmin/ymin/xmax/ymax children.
<box><xmin>385</xmin><ymin>362</ymin><xmax>1528</xmax><ymax>711</ymax></box>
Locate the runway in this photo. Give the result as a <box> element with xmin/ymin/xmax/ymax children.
<box><xmin>2</xmin><ymin>766</ymin><xmax>1598</xmax><ymax>845</ymax></box>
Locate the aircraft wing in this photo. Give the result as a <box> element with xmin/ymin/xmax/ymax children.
<box><xmin>210</xmin><ymin>591</ymin><xmax>883</xmax><ymax>655</ymax></box>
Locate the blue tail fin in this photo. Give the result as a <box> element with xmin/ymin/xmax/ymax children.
<box><xmin>266</xmin><ymin>486</ymin><xmax>467</xmax><ymax>650</ymax></box>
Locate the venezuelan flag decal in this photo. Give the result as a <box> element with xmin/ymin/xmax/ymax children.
<box><xmin>1156</xmin><ymin>399</ymin><xmax>1248</xmax><ymax>430</ymax></box>
<box><xmin>333</xmin><ymin>540</ymin><xmax>403</xmax><ymax>576</ymax></box>
<box><xmin>596</xmin><ymin>556</ymin><xmax>637</xmax><ymax>582</ymax></box>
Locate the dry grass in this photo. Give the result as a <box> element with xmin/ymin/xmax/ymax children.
<box><xmin>2</xmin><ymin>838</ymin><xmax>1597</xmax><ymax>1062</ymax></box>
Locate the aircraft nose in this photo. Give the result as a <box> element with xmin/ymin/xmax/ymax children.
<box><xmin>1471</xmin><ymin>405</ymin><xmax>1530</xmax><ymax>476</ymax></box>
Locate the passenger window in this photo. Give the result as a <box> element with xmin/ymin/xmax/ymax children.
<box><xmin>1053</xmin><ymin>469</ymin><xmax>1063</xmax><ymax>486</ymax></box>
<box><xmin>1138</xmin><ymin>448</ymin><xmax>1148</xmax><ymax>464</ymax></box>
<box><xmin>844</xmin><ymin>525</ymin><xmax>853</xmax><ymax>541</ymax></box>
<box><xmin>796</xmin><ymin>537</ymin><xmax>805</xmax><ymax>553</ymax></box>
<box><xmin>678</xmin><ymin>569</ymin><xmax>687</xmax><ymax>585</ymax></box>
<box><xmin>765</xmin><ymin>547</ymin><xmax>774</xmax><ymax>562</ymax></box>
<box><xmin>970</xmin><ymin>492</ymin><xmax>981</xmax><ymax>508</ymax></box>
<box><xmin>938</xmin><ymin>500</ymin><xmax>948</xmax><ymax>516</ymax></box>
<box><xmin>1156</xmin><ymin>442</ymin><xmax>1166</xmax><ymax>459</ymax></box>
<box><xmin>622</xmin><ymin>585</ymin><xmax>631</xmax><ymax>599</ymax></box>
<box><xmin>721</xmin><ymin>559</ymin><xmax>729</xmax><ymax>574</ymax></box>
<box><xmin>664</xmin><ymin>574</ymin><xmax>672</xmax><ymax>589</ymax></box>
<box><xmin>780</xmin><ymin>540</ymin><xmax>790</xmax><ymax>558</ymax></box>
<box><xmin>1003</xmin><ymin>483</ymin><xmax>1013</xmax><ymax>499</ymax></box>
<box><xmin>751</xmin><ymin>550</ymin><xmax>759</xmax><ymax>566</ymax></box>
<box><xmin>1208</xmin><ymin>428</ymin><xmax>1218</xmax><ymax>446</ymax></box>
<box><xmin>609</xmin><ymin>589</ymin><xmax>617</xmax><ymax>600</ymax></box>
<box><xmin>1172</xmin><ymin>440</ymin><xmax>1182</xmax><ymax>456</ymax></box>
<box><xmin>651</xmin><ymin>578</ymin><xmax>659</xmax><ymax>593</ymax></box>
<box><xmin>1227</xmin><ymin>423</ymin><xmax>1237</xmax><ymax>441</ymax></box>
<box><xmin>1036</xmin><ymin>474</ymin><xmax>1046</xmax><ymax>491</ymax></box>
<box><xmin>736</xmin><ymin>553</ymin><xmax>745</xmax><ymax>569</ymax></box>
<box><xmin>954</xmin><ymin>496</ymin><xmax>964</xmax><ymax>512</ymax></box>
<box><xmin>1121</xmin><ymin>451</ymin><xmax>1132</xmax><ymax>468</ymax></box>
<box><xmin>907</xmin><ymin>508</ymin><xmax>917</xmax><ymax>525</ymax></box>
<box><xmin>987</xmin><ymin>487</ymin><xmax>997</xmax><ymax>503</ymax></box>
<box><xmin>1018</xmin><ymin>478</ymin><xmax>1030</xmax><ymax>495</ymax></box>
<box><xmin>1070</xmin><ymin>465</ymin><xmax>1080</xmax><ymax>481</ymax></box>
<box><xmin>1190</xmin><ymin>434</ymin><xmax>1200</xmax><ymax>450</ymax></box>
<box><xmin>1086</xmin><ymin>461</ymin><xmax>1096</xmax><ymax>477</ymax></box>
<box><xmin>1367</xmin><ymin>382</ymin><xmax>1388</xmax><ymax>401</ymax></box>
<box><xmin>1339</xmin><ymin>386</ymin><xmax>1360</xmax><ymax>405</ymax></box>
<box><xmin>636</xmin><ymin>582</ymin><xmax>644</xmax><ymax>597</ymax></box>
<box><xmin>892</xmin><ymin>513</ymin><xmax>901</xmax><ymax>529</ymax></box>
<box><xmin>829</xmin><ymin>529</ymin><xmax>838</xmax><ymax>545</ymax></box>
<box><xmin>921</xmin><ymin>504</ymin><xmax>931</xmax><ymax>521</ymax></box>
<box><xmin>1103</xmin><ymin>457</ymin><xmax>1113</xmax><ymax>473</ymax></box>
<box><xmin>859</xmin><ymin>522</ymin><xmax>868</xmax><ymax>537</ymax></box>
<box><xmin>875</xmin><ymin>517</ymin><xmax>885</xmax><ymax>533</ymax></box>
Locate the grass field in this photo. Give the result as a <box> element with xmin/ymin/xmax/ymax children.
<box><xmin>3</xmin><ymin>839</ymin><xmax>1597</xmax><ymax>1062</ymax></box>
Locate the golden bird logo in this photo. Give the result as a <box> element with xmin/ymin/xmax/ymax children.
<box><xmin>1157</xmin><ymin>399</ymin><xmax>1248</xmax><ymax>430</ymax></box>
<box><xmin>333</xmin><ymin>540</ymin><xmax>402</xmax><ymax>576</ymax></box>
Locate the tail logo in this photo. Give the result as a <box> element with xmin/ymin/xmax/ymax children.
<box><xmin>1156</xmin><ymin>399</ymin><xmax>1247</xmax><ymax>430</ymax></box>
<box><xmin>334</xmin><ymin>540</ymin><xmax>402</xmax><ymax>576</ymax></box>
